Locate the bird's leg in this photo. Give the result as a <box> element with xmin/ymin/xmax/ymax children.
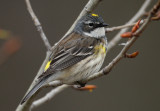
<box><xmin>76</xmin><ymin>81</ymin><xmax>86</xmax><ymax>88</ymax></box>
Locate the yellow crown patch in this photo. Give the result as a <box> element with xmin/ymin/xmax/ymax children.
<box><xmin>91</xmin><ymin>13</ymin><xmax>99</xmax><ymax>17</ymax></box>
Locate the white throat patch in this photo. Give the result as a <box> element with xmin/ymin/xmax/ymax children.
<box><xmin>83</xmin><ymin>27</ymin><xmax>105</xmax><ymax>38</ymax></box>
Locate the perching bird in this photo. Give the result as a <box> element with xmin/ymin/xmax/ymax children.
<box><xmin>21</xmin><ymin>13</ymin><xmax>108</xmax><ymax>104</ymax></box>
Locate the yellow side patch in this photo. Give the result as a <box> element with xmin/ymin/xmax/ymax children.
<box><xmin>92</xmin><ymin>13</ymin><xmax>99</xmax><ymax>17</ymax></box>
<box><xmin>44</xmin><ymin>60</ymin><xmax>52</xmax><ymax>71</ymax></box>
<box><xmin>94</xmin><ymin>44</ymin><xmax>106</xmax><ymax>54</ymax></box>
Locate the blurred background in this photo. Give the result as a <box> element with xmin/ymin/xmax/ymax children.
<box><xmin>0</xmin><ymin>0</ymin><xmax>160</xmax><ymax>111</ymax></box>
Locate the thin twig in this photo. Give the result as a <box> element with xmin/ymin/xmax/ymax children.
<box><xmin>106</xmin><ymin>20</ymin><xmax>144</xmax><ymax>33</ymax></box>
<box><xmin>25</xmin><ymin>0</ymin><xmax>51</xmax><ymax>51</ymax></box>
<box><xmin>30</xmin><ymin>85</ymin><xmax>69</xmax><ymax>110</ymax></box>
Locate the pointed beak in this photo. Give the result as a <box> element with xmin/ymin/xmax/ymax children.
<box><xmin>95</xmin><ymin>22</ymin><xmax>109</xmax><ymax>28</ymax></box>
<box><xmin>102</xmin><ymin>22</ymin><xmax>109</xmax><ymax>27</ymax></box>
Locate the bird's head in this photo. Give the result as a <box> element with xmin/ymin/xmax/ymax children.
<box><xmin>74</xmin><ymin>13</ymin><xmax>108</xmax><ymax>38</ymax></box>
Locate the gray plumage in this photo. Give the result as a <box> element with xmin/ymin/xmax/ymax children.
<box><xmin>21</xmin><ymin>13</ymin><xmax>108</xmax><ymax>104</ymax></box>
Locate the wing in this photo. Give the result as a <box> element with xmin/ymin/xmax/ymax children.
<box><xmin>38</xmin><ymin>33</ymin><xmax>98</xmax><ymax>79</ymax></box>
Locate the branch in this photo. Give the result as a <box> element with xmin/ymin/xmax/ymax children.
<box><xmin>106</xmin><ymin>14</ymin><xmax>160</xmax><ymax>33</ymax></box>
<box><xmin>25</xmin><ymin>0</ymin><xmax>51</xmax><ymax>51</ymax></box>
<box><xmin>30</xmin><ymin>85</ymin><xmax>69</xmax><ymax>110</ymax></box>
<box><xmin>105</xmin><ymin>20</ymin><xmax>144</xmax><ymax>33</ymax></box>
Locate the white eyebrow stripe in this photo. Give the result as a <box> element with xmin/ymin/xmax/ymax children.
<box><xmin>84</xmin><ymin>20</ymin><xmax>92</xmax><ymax>24</ymax></box>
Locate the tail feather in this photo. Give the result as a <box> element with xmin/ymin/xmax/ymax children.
<box><xmin>21</xmin><ymin>76</ymin><xmax>49</xmax><ymax>104</ymax></box>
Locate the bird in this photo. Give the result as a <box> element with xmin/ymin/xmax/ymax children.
<box><xmin>21</xmin><ymin>13</ymin><xmax>108</xmax><ymax>104</ymax></box>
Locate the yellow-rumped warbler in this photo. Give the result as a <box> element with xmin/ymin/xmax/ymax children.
<box><xmin>21</xmin><ymin>13</ymin><xmax>108</xmax><ymax>104</ymax></box>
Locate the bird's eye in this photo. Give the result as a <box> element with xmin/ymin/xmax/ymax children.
<box><xmin>88</xmin><ymin>23</ymin><xmax>94</xmax><ymax>27</ymax></box>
